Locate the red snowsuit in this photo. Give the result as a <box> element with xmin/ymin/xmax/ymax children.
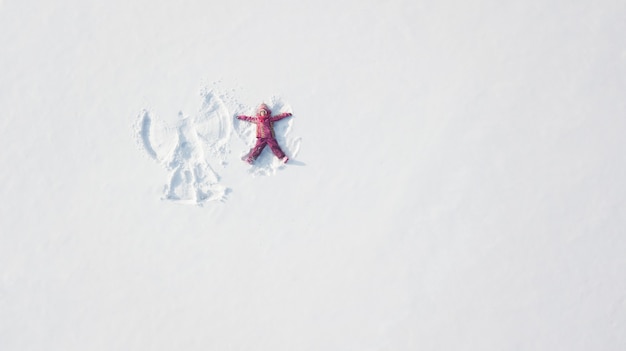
<box><xmin>237</xmin><ymin>104</ymin><xmax>292</xmax><ymax>164</ymax></box>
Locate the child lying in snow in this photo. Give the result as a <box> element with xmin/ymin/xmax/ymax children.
<box><xmin>237</xmin><ymin>103</ymin><xmax>292</xmax><ymax>164</ymax></box>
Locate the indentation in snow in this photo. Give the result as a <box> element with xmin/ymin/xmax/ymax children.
<box><xmin>136</xmin><ymin>111</ymin><xmax>158</xmax><ymax>160</ymax></box>
<box><xmin>134</xmin><ymin>90</ymin><xmax>231</xmax><ymax>205</ymax></box>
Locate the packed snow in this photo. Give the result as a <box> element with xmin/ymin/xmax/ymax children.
<box><xmin>1</xmin><ymin>0</ymin><xmax>625</xmax><ymax>350</ymax></box>
<box><xmin>134</xmin><ymin>89</ymin><xmax>233</xmax><ymax>204</ymax></box>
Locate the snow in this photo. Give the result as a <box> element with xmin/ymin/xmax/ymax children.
<box><xmin>134</xmin><ymin>90</ymin><xmax>232</xmax><ymax>204</ymax></box>
<box><xmin>1</xmin><ymin>0</ymin><xmax>626</xmax><ymax>350</ymax></box>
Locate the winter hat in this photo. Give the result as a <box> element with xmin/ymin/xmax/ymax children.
<box><xmin>257</xmin><ymin>103</ymin><xmax>271</xmax><ymax>115</ymax></box>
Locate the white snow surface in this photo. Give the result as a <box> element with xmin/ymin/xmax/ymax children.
<box><xmin>1</xmin><ymin>0</ymin><xmax>626</xmax><ymax>350</ymax></box>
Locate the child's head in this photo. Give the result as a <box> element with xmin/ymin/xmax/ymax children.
<box><xmin>257</xmin><ymin>103</ymin><xmax>270</xmax><ymax>116</ymax></box>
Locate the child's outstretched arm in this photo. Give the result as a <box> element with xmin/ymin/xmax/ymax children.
<box><xmin>270</xmin><ymin>112</ymin><xmax>292</xmax><ymax>122</ymax></box>
<box><xmin>236</xmin><ymin>115</ymin><xmax>256</xmax><ymax>122</ymax></box>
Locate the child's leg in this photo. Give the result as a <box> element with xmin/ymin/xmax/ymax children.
<box><xmin>267</xmin><ymin>138</ymin><xmax>286</xmax><ymax>159</ymax></box>
<box><xmin>246</xmin><ymin>138</ymin><xmax>267</xmax><ymax>163</ymax></box>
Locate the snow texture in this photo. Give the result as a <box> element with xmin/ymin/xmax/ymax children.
<box><xmin>2</xmin><ymin>0</ymin><xmax>626</xmax><ymax>350</ymax></box>
<box><xmin>134</xmin><ymin>90</ymin><xmax>235</xmax><ymax>204</ymax></box>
